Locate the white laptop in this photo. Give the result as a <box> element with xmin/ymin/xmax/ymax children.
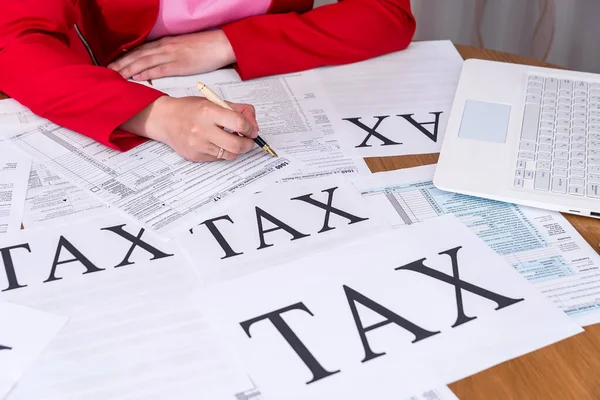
<box><xmin>434</xmin><ymin>59</ymin><xmax>600</xmax><ymax>219</ymax></box>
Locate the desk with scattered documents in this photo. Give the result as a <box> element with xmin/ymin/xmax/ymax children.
<box><xmin>0</xmin><ymin>46</ymin><xmax>600</xmax><ymax>400</ymax></box>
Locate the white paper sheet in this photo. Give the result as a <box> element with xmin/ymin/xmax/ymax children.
<box><xmin>352</xmin><ymin>165</ymin><xmax>600</xmax><ymax>326</ymax></box>
<box><xmin>7</xmin><ymin>122</ymin><xmax>295</xmax><ymax>238</ymax></box>
<box><xmin>194</xmin><ymin>215</ymin><xmax>582</xmax><ymax>400</ymax></box>
<box><xmin>152</xmin><ymin>69</ymin><xmax>370</xmax><ymax>182</ymax></box>
<box><xmin>0</xmin><ymin>215</ymin><xmax>256</xmax><ymax>399</ymax></box>
<box><xmin>318</xmin><ymin>40</ymin><xmax>464</xmax><ymax>157</ymax></box>
<box><xmin>0</xmin><ymin>100</ymin><xmax>45</xmax><ymax>133</ymax></box>
<box><xmin>0</xmin><ymin>302</ymin><xmax>67</xmax><ymax>398</ymax></box>
<box><xmin>0</xmin><ymin>144</ymin><xmax>31</xmax><ymax>235</ymax></box>
<box><xmin>176</xmin><ymin>176</ymin><xmax>389</xmax><ymax>284</ymax></box>
<box><xmin>23</xmin><ymin>161</ymin><xmax>111</xmax><ymax>231</ymax></box>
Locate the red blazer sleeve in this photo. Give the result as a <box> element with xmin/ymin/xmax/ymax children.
<box><xmin>221</xmin><ymin>0</ymin><xmax>416</xmax><ymax>80</ymax></box>
<box><xmin>0</xmin><ymin>1</ymin><xmax>165</xmax><ymax>151</ymax></box>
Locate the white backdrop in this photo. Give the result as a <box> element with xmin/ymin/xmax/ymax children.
<box><xmin>314</xmin><ymin>0</ymin><xmax>600</xmax><ymax>73</ymax></box>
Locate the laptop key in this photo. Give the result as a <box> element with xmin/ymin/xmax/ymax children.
<box><xmin>570</xmin><ymin>186</ymin><xmax>584</xmax><ymax>196</ymax></box>
<box><xmin>520</xmin><ymin>141</ymin><xmax>536</xmax><ymax>151</ymax></box>
<box><xmin>527</xmin><ymin>88</ymin><xmax>543</xmax><ymax>96</ymax></box>
<box><xmin>571</xmin><ymin>150</ymin><xmax>586</xmax><ymax>160</ymax></box>
<box><xmin>537</xmin><ymin>161</ymin><xmax>551</xmax><ymax>170</ymax></box>
<box><xmin>538</xmin><ymin>144</ymin><xmax>553</xmax><ymax>153</ymax></box>
<box><xmin>552</xmin><ymin>177</ymin><xmax>567</xmax><ymax>193</ymax></box>
<box><xmin>589</xmin><ymin>165</ymin><xmax>600</xmax><ymax>174</ymax></box>
<box><xmin>587</xmin><ymin>183</ymin><xmax>600</xmax><ymax>198</ymax></box>
<box><xmin>571</xmin><ymin>135</ymin><xmax>586</xmax><ymax>144</ymax></box>
<box><xmin>515</xmin><ymin>169</ymin><xmax>524</xmax><ymax>178</ymax></box>
<box><xmin>554</xmin><ymin>159</ymin><xmax>568</xmax><ymax>169</ymax></box>
<box><xmin>558</xmin><ymin>98</ymin><xmax>572</xmax><ymax>106</ymax></box>
<box><xmin>555</xmin><ymin>142</ymin><xmax>568</xmax><ymax>151</ymax></box>
<box><xmin>519</xmin><ymin>152</ymin><xmax>535</xmax><ymax>160</ymax></box>
<box><xmin>517</xmin><ymin>160</ymin><xmax>527</xmax><ymax>169</ymax></box>
<box><xmin>588</xmin><ymin>157</ymin><xmax>600</xmax><ymax>166</ymax></box>
<box><xmin>541</xmin><ymin>113</ymin><xmax>554</xmax><ymax>122</ymax></box>
<box><xmin>553</xmin><ymin>167</ymin><xmax>568</xmax><ymax>177</ymax></box>
<box><xmin>590</xmin><ymin>125</ymin><xmax>600</xmax><ymax>132</ymax></box>
<box><xmin>514</xmin><ymin>178</ymin><xmax>524</xmax><ymax>188</ymax></box>
<box><xmin>571</xmin><ymin>126</ymin><xmax>586</xmax><ymax>135</ymax></box>
<box><xmin>570</xmin><ymin>177</ymin><xmax>585</xmax><ymax>186</ymax></box>
<box><xmin>539</xmin><ymin>136</ymin><xmax>553</xmax><ymax>145</ymax></box>
<box><xmin>555</xmin><ymin>127</ymin><xmax>568</xmax><ymax>135</ymax></box>
<box><xmin>589</xmin><ymin>174</ymin><xmax>600</xmax><ymax>184</ymax></box>
<box><xmin>575</xmin><ymin>81</ymin><xmax>588</xmax><ymax>91</ymax></box>
<box><xmin>534</xmin><ymin>170</ymin><xmax>550</xmax><ymax>190</ymax></box>
<box><xmin>554</xmin><ymin>150</ymin><xmax>568</xmax><ymax>159</ymax></box>
<box><xmin>538</xmin><ymin>153</ymin><xmax>552</xmax><ymax>162</ymax></box>
<box><xmin>560</xmin><ymin>79</ymin><xmax>573</xmax><ymax>91</ymax></box>
<box><xmin>521</xmin><ymin>104</ymin><xmax>540</xmax><ymax>142</ymax></box>
<box><xmin>546</xmin><ymin>78</ymin><xmax>559</xmax><ymax>92</ymax></box>
<box><xmin>559</xmin><ymin>90</ymin><xmax>572</xmax><ymax>98</ymax></box>
<box><xmin>525</xmin><ymin>170</ymin><xmax>534</xmax><ymax>179</ymax></box>
<box><xmin>571</xmin><ymin>168</ymin><xmax>585</xmax><ymax>178</ymax></box>
<box><xmin>557</xmin><ymin>111</ymin><xmax>571</xmax><ymax>120</ymax></box>
<box><xmin>574</xmin><ymin>89</ymin><xmax>587</xmax><ymax>98</ymax></box>
<box><xmin>571</xmin><ymin>143</ymin><xmax>586</xmax><ymax>151</ymax></box>
<box><xmin>571</xmin><ymin>159</ymin><xmax>585</xmax><ymax>169</ymax></box>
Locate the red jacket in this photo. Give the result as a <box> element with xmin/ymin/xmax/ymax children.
<box><xmin>0</xmin><ymin>0</ymin><xmax>415</xmax><ymax>151</ymax></box>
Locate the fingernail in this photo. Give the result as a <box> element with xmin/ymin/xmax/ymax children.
<box><xmin>133</xmin><ymin>74</ymin><xmax>140</xmax><ymax>80</ymax></box>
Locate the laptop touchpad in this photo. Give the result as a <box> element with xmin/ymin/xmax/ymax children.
<box><xmin>458</xmin><ymin>100</ymin><xmax>511</xmax><ymax>143</ymax></box>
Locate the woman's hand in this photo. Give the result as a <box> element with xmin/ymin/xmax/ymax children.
<box><xmin>120</xmin><ymin>96</ymin><xmax>259</xmax><ymax>162</ymax></box>
<box><xmin>107</xmin><ymin>29</ymin><xmax>236</xmax><ymax>81</ymax></box>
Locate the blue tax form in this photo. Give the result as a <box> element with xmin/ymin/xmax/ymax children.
<box><xmin>353</xmin><ymin>164</ymin><xmax>600</xmax><ymax>327</ymax></box>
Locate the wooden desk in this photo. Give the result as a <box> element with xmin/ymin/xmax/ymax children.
<box><xmin>2</xmin><ymin>45</ymin><xmax>600</xmax><ymax>399</ymax></box>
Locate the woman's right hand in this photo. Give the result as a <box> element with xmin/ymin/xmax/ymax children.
<box><xmin>120</xmin><ymin>96</ymin><xmax>259</xmax><ymax>162</ymax></box>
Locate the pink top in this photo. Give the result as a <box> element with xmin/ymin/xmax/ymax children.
<box><xmin>148</xmin><ymin>0</ymin><xmax>272</xmax><ymax>40</ymax></box>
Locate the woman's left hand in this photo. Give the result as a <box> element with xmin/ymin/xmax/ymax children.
<box><xmin>107</xmin><ymin>29</ymin><xmax>236</xmax><ymax>81</ymax></box>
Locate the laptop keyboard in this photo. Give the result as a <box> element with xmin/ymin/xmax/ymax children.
<box><xmin>516</xmin><ymin>75</ymin><xmax>600</xmax><ymax>198</ymax></box>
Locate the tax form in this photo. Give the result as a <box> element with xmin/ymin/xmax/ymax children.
<box><xmin>317</xmin><ymin>40</ymin><xmax>464</xmax><ymax>157</ymax></box>
<box><xmin>23</xmin><ymin>161</ymin><xmax>111</xmax><ymax>231</ymax></box>
<box><xmin>8</xmin><ymin>123</ymin><xmax>295</xmax><ymax>238</ymax></box>
<box><xmin>353</xmin><ymin>165</ymin><xmax>600</xmax><ymax>326</ymax></box>
<box><xmin>0</xmin><ymin>99</ymin><xmax>44</xmax><ymax>132</ymax></box>
<box><xmin>151</xmin><ymin>69</ymin><xmax>369</xmax><ymax>182</ymax></box>
<box><xmin>0</xmin><ymin>143</ymin><xmax>31</xmax><ymax>234</ymax></box>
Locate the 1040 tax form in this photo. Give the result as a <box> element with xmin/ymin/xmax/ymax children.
<box><xmin>9</xmin><ymin>124</ymin><xmax>294</xmax><ymax>238</ymax></box>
